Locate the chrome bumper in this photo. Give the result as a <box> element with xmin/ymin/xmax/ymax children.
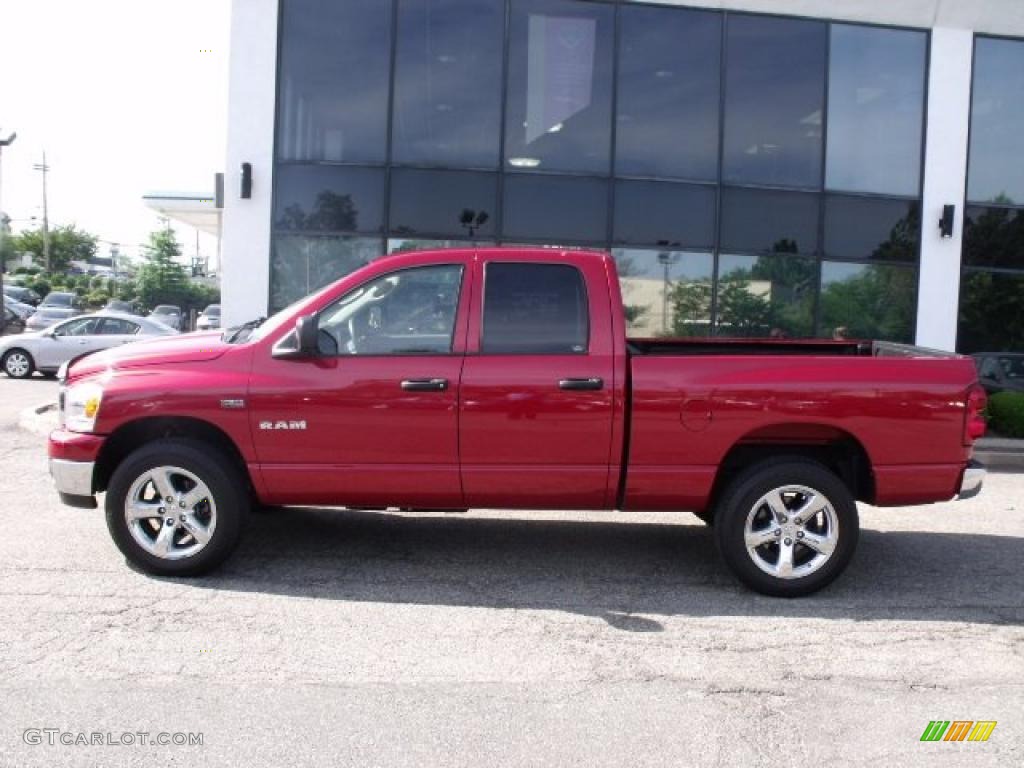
<box><xmin>49</xmin><ymin>459</ymin><xmax>95</xmax><ymax>498</ymax></box>
<box><xmin>957</xmin><ymin>461</ymin><xmax>986</xmax><ymax>500</ymax></box>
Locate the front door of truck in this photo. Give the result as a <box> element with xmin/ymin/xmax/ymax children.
<box><xmin>249</xmin><ymin>262</ymin><xmax>470</xmax><ymax>508</ymax></box>
<box><xmin>459</xmin><ymin>256</ymin><xmax>616</xmax><ymax>509</ymax></box>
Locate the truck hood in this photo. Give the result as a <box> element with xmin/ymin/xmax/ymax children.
<box><xmin>68</xmin><ymin>332</ymin><xmax>229</xmax><ymax>379</ymax></box>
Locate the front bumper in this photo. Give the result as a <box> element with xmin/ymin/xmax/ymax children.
<box><xmin>50</xmin><ymin>458</ymin><xmax>95</xmax><ymax>496</ymax></box>
<box><xmin>957</xmin><ymin>461</ymin><xmax>986</xmax><ymax>500</ymax></box>
<box><xmin>48</xmin><ymin>428</ymin><xmax>104</xmax><ymax>509</ymax></box>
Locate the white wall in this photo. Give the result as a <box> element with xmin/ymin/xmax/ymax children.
<box><xmin>915</xmin><ymin>27</ymin><xmax>974</xmax><ymax>351</ymax></box>
<box><xmin>221</xmin><ymin>0</ymin><xmax>279</xmax><ymax>327</ymax></box>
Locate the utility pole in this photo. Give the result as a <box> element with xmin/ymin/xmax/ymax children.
<box><xmin>33</xmin><ymin>152</ymin><xmax>50</xmax><ymax>272</ymax></box>
<box><xmin>0</xmin><ymin>130</ymin><xmax>17</xmax><ymax>336</ymax></box>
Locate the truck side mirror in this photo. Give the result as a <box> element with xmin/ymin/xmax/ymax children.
<box><xmin>296</xmin><ymin>314</ymin><xmax>319</xmax><ymax>355</ymax></box>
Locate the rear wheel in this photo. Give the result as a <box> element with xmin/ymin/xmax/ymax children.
<box><xmin>3</xmin><ymin>349</ymin><xmax>35</xmax><ymax>379</ymax></box>
<box><xmin>714</xmin><ymin>458</ymin><xmax>858</xmax><ymax>597</ymax></box>
<box><xmin>105</xmin><ymin>439</ymin><xmax>248</xmax><ymax>576</ymax></box>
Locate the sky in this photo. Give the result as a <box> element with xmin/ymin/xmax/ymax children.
<box><xmin>0</xmin><ymin>0</ymin><xmax>230</xmax><ymax>266</ymax></box>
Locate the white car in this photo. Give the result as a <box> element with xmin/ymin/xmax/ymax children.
<box><xmin>0</xmin><ymin>312</ymin><xmax>178</xmax><ymax>379</ymax></box>
<box><xmin>196</xmin><ymin>303</ymin><xmax>221</xmax><ymax>331</ymax></box>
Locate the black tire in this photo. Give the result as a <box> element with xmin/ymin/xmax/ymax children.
<box><xmin>693</xmin><ymin>510</ymin><xmax>714</xmax><ymax>527</ymax></box>
<box><xmin>2</xmin><ymin>348</ymin><xmax>35</xmax><ymax>379</ymax></box>
<box><xmin>713</xmin><ymin>458</ymin><xmax>859</xmax><ymax>597</ymax></box>
<box><xmin>105</xmin><ymin>438</ymin><xmax>249</xmax><ymax>576</ymax></box>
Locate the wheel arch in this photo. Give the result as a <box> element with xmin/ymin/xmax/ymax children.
<box><xmin>94</xmin><ymin>416</ymin><xmax>253</xmax><ymax>497</ymax></box>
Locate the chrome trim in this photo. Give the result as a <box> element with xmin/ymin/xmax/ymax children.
<box><xmin>220</xmin><ymin>398</ymin><xmax>246</xmax><ymax>409</ymax></box>
<box><xmin>49</xmin><ymin>459</ymin><xmax>95</xmax><ymax>498</ymax></box>
<box><xmin>957</xmin><ymin>462</ymin><xmax>986</xmax><ymax>500</ymax></box>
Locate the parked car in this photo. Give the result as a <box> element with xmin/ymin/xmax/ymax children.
<box><xmin>29</xmin><ymin>292</ymin><xmax>86</xmax><ymax>331</ymax></box>
<box><xmin>4</xmin><ymin>295</ymin><xmax>35</xmax><ymax>320</ymax></box>
<box><xmin>104</xmin><ymin>299</ymin><xmax>142</xmax><ymax>316</ymax></box>
<box><xmin>1</xmin><ymin>312</ymin><xmax>177</xmax><ymax>379</ymax></box>
<box><xmin>3</xmin><ymin>284</ymin><xmax>41</xmax><ymax>306</ymax></box>
<box><xmin>196</xmin><ymin>304</ymin><xmax>221</xmax><ymax>331</ymax></box>
<box><xmin>49</xmin><ymin>248</ymin><xmax>987</xmax><ymax>596</ymax></box>
<box><xmin>2</xmin><ymin>306</ymin><xmax>26</xmax><ymax>335</ymax></box>
<box><xmin>972</xmin><ymin>352</ymin><xmax>1024</xmax><ymax>394</ymax></box>
<box><xmin>147</xmin><ymin>304</ymin><xmax>183</xmax><ymax>331</ymax></box>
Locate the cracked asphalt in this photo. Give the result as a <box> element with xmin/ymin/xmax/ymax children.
<box><xmin>0</xmin><ymin>376</ymin><xmax>1021</xmax><ymax>766</ymax></box>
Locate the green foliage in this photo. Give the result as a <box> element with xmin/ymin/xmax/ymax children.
<box><xmin>12</xmin><ymin>224</ymin><xmax>98</xmax><ymax>273</ymax></box>
<box><xmin>86</xmin><ymin>290</ymin><xmax>110</xmax><ymax>309</ymax></box>
<box><xmin>820</xmin><ymin>265</ymin><xmax>916</xmax><ymax>342</ymax></box>
<box><xmin>28</xmin><ymin>278</ymin><xmax>51</xmax><ymax>297</ymax></box>
<box><xmin>987</xmin><ymin>392</ymin><xmax>1024</xmax><ymax>438</ymax></box>
<box><xmin>136</xmin><ymin>228</ymin><xmax>191</xmax><ymax>309</ymax></box>
<box><xmin>668</xmin><ymin>281</ymin><xmax>712</xmax><ymax>337</ymax></box>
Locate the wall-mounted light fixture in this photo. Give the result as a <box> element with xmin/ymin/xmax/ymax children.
<box><xmin>938</xmin><ymin>204</ymin><xmax>955</xmax><ymax>238</ymax></box>
<box><xmin>240</xmin><ymin>162</ymin><xmax>252</xmax><ymax>199</ymax></box>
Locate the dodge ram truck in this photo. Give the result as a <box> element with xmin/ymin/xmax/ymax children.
<box><xmin>48</xmin><ymin>248</ymin><xmax>988</xmax><ymax>596</ymax></box>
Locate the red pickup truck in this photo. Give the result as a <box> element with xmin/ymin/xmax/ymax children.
<box><xmin>48</xmin><ymin>248</ymin><xmax>987</xmax><ymax>596</ymax></box>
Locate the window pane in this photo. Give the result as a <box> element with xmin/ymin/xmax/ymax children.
<box><xmin>388</xmin><ymin>239</ymin><xmax>494</xmax><ymax>254</ymax></box>
<box><xmin>820</xmin><ymin>262</ymin><xmax>915</xmax><ymax>342</ymax></box>
<box><xmin>502</xmin><ymin>175</ymin><xmax>609</xmax><ymax>243</ymax></box>
<box><xmin>99</xmin><ymin>318</ymin><xmax>139</xmax><ymax>335</ymax></box>
<box><xmin>318</xmin><ymin>265</ymin><xmax>463</xmax><ymax>355</ymax></box>
<box><xmin>716</xmin><ymin>254</ymin><xmax>816</xmax><ymax>338</ymax></box>
<box><xmin>723</xmin><ymin>15</ymin><xmax>825</xmax><ymax>188</ymax></box>
<box><xmin>824</xmin><ymin>196</ymin><xmax>920</xmax><ymax>262</ymax></box>
<box><xmin>274</xmin><ymin>166</ymin><xmax>385</xmax><ymax>233</ymax></box>
<box><xmin>277</xmin><ymin>0</ymin><xmax>392</xmax><ymax>163</ymax></box>
<box><xmin>616</xmin><ymin>6</ymin><xmax>720</xmax><ymax>180</ymax></box>
<box><xmin>826</xmin><ymin>25</ymin><xmax>926</xmax><ymax>196</ymax></box>
<box><xmin>504</xmin><ymin>0</ymin><xmax>614</xmax><ymax>174</ymax></box>
<box><xmin>613</xmin><ymin>181</ymin><xmax>715</xmax><ymax>249</ymax></box>
<box><xmin>482</xmin><ymin>262</ymin><xmax>588</xmax><ymax>354</ymax></box>
<box><xmin>963</xmin><ymin>206</ymin><xmax>1024</xmax><ymax>269</ymax></box>
<box><xmin>389</xmin><ymin>169</ymin><xmax>497</xmax><ymax>238</ymax></box>
<box><xmin>959</xmin><ymin>271</ymin><xmax>1024</xmax><ymax>352</ymax></box>
<box><xmin>392</xmin><ymin>0</ymin><xmax>504</xmax><ymax>167</ymax></box>
<box><xmin>720</xmin><ymin>188</ymin><xmax>820</xmax><ymax>255</ymax></box>
<box><xmin>968</xmin><ymin>38</ymin><xmax>1024</xmax><ymax>204</ymax></box>
<box><xmin>612</xmin><ymin>249</ymin><xmax>713</xmax><ymax>337</ymax></box>
<box><xmin>270</xmin><ymin>235</ymin><xmax>382</xmax><ymax>312</ymax></box>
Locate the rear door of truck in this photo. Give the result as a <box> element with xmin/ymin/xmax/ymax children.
<box><xmin>458</xmin><ymin>251</ymin><xmax>617</xmax><ymax>508</ymax></box>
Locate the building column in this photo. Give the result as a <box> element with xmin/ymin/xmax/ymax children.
<box><xmin>222</xmin><ymin>0</ymin><xmax>279</xmax><ymax>327</ymax></box>
<box><xmin>915</xmin><ymin>27</ymin><xmax>973</xmax><ymax>351</ymax></box>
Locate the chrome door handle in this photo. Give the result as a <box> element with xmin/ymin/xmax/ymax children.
<box><xmin>401</xmin><ymin>378</ymin><xmax>449</xmax><ymax>392</ymax></box>
<box><xmin>558</xmin><ymin>377</ymin><xmax>604</xmax><ymax>391</ymax></box>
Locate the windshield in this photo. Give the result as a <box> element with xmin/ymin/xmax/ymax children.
<box><xmin>999</xmin><ymin>356</ymin><xmax>1024</xmax><ymax>379</ymax></box>
<box><xmin>205</xmin><ymin>305</ymin><xmax>221</xmax><ymax>316</ymax></box>
<box><xmin>43</xmin><ymin>294</ymin><xmax>72</xmax><ymax>307</ymax></box>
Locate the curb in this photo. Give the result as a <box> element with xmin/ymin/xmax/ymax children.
<box><xmin>18</xmin><ymin>401</ymin><xmax>58</xmax><ymax>439</ymax></box>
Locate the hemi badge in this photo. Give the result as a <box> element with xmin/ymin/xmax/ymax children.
<box><xmin>220</xmin><ymin>398</ymin><xmax>246</xmax><ymax>409</ymax></box>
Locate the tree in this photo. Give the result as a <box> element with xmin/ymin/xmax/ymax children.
<box><xmin>135</xmin><ymin>228</ymin><xmax>191</xmax><ymax>310</ymax></box>
<box><xmin>13</xmin><ymin>224</ymin><xmax>98</xmax><ymax>273</ymax></box>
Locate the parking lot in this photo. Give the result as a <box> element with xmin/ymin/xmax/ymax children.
<box><xmin>0</xmin><ymin>375</ymin><xmax>1021</xmax><ymax>766</ymax></box>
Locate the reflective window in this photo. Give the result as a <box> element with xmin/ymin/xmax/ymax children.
<box><xmin>968</xmin><ymin>38</ymin><xmax>1024</xmax><ymax>204</ymax></box>
<box><xmin>502</xmin><ymin>175</ymin><xmax>608</xmax><ymax>243</ymax></box>
<box><xmin>56</xmin><ymin>317</ymin><xmax>101</xmax><ymax>336</ymax></box>
<box><xmin>716</xmin><ymin>254</ymin><xmax>816</xmax><ymax>338</ymax></box>
<box><xmin>392</xmin><ymin>0</ymin><xmax>504</xmax><ymax>167</ymax></box>
<box><xmin>274</xmin><ymin>166</ymin><xmax>385</xmax><ymax>233</ymax></box>
<box><xmin>612</xmin><ymin>249</ymin><xmax>713</xmax><ymax>337</ymax></box>
<box><xmin>820</xmin><ymin>261</ymin><xmax>915</xmax><ymax>342</ymax></box>
<box><xmin>270</xmin><ymin>235</ymin><xmax>383</xmax><ymax>312</ymax></box>
<box><xmin>824</xmin><ymin>196</ymin><xmax>920</xmax><ymax>262</ymax></box>
<box><xmin>963</xmin><ymin>206</ymin><xmax>1024</xmax><ymax>270</ymax></box>
<box><xmin>616</xmin><ymin>6</ymin><xmax>720</xmax><ymax>180</ymax></box>
<box><xmin>959</xmin><ymin>270</ymin><xmax>1024</xmax><ymax>353</ymax></box>
<box><xmin>389</xmin><ymin>169</ymin><xmax>497</xmax><ymax>239</ymax></box>
<box><xmin>388</xmin><ymin>239</ymin><xmax>492</xmax><ymax>254</ymax></box>
<box><xmin>613</xmin><ymin>181</ymin><xmax>715</xmax><ymax>249</ymax></box>
<box><xmin>826</xmin><ymin>25</ymin><xmax>926</xmax><ymax>196</ymax></box>
<box><xmin>277</xmin><ymin>0</ymin><xmax>392</xmax><ymax>163</ymax></box>
<box><xmin>720</xmin><ymin>188</ymin><xmax>820</xmax><ymax>255</ymax></box>
<box><xmin>482</xmin><ymin>262</ymin><xmax>588</xmax><ymax>354</ymax></box>
<box><xmin>504</xmin><ymin>0</ymin><xmax>614</xmax><ymax>174</ymax></box>
<box><xmin>98</xmin><ymin>318</ymin><xmax>140</xmax><ymax>335</ymax></box>
<box><xmin>723</xmin><ymin>15</ymin><xmax>826</xmax><ymax>188</ymax></box>
<box><xmin>318</xmin><ymin>265</ymin><xmax>463</xmax><ymax>355</ymax></box>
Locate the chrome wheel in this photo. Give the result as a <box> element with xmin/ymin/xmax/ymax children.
<box><xmin>124</xmin><ymin>466</ymin><xmax>217</xmax><ymax>560</ymax></box>
<box><xmin>4</xmin><ymin>351</ymin><xmax>31</xmax><ymax>378</ymax></box>
<box><xmin>743</xmin><ymin>485</ymin><xmax>839</xmax><ymax>580</ymax></box>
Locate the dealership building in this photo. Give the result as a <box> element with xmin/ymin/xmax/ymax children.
<box><xmin>220</xmin><ymin>0</ymin><xmax>1024</xmax><ymax>352</ymax></box>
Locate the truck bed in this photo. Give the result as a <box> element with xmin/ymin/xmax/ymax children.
<box><xmin>626</xmin><ymin>338</ymin><xmax>956</xmax><ymax>358</ymax></box>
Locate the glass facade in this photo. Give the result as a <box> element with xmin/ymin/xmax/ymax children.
<box><xmin>272</xmin><ymin>0</ymin><xmax>928</xmax><ymax>341</ymax></box>
<box><xmin>960</xmin><ymin>36</ymin><xmax>1024</xmax><ymax>352</ymax></box>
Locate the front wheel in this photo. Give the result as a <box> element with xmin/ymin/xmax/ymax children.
<box><xmin>714</xmin><ymin>458</ymin><xmax>859</xmax><ymax>597</ymax></box>
<box><xmin>3</xmin><ymin>349</ymin><xmax>35</xmax><ymax>379</ymax></box>
<box><xmin>105</xmin><ymin>438</ymin><xmax>249</xmax><ymax>576</ymax></box>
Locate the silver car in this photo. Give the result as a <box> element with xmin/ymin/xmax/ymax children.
<box><xmin>0</xmin><ymin>312</ymin><xmax>178</xmax><ymax>379</ymax></box>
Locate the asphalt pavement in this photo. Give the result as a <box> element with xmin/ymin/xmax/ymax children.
<box><xmin>0</xmin><ymin>374</ymin><xmax>1021</xmax><ymax>767</ymax></box>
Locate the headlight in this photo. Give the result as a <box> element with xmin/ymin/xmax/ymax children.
<box><xmin>64</xmin><ymin>381</ymin><xmax>104</xmax><ymax>433</ymax></box>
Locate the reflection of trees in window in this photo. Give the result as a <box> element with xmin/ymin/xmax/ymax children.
<box><xmin>270</xmin><ymin>236</ymin><xmax>377</xmax><ymax>312</ymax></box>
<box><xmin>958</xmin><ymin>271</ymin><xmax>1024</xmax><ymax>352</ymax></box>
<box><xmin>963</xmin><ymin>203</ymin><xmax>1024</xmax><ymax>269</ymax></box>
<box><xmin>871</xmin><ymin>202</ymin><xmax>919</xmax><ymax>262</ymax></box>
<box><xmin>820</xmin><ymin>265</ymin><xmax>915</xmax><ymax>342</ymax></box>
<box><xmin>613</xmin><ymin>254</ymin><xmax>651</xmax><ymax>330</ymax></box>
<box><xmin>276</xmin><ymin>192</ymin><xmax>359</xmax><ymax>232</ymax></box>
<box><xmin>713</xmin><ymin>255</ymin><xmax>815</xmax><ymax>338</ymax></box>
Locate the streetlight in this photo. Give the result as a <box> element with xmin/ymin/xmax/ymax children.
<box><xmin>0</xmin><ymin>131</ymin><xmax>17</xmax><ymax>336</ymax></box>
